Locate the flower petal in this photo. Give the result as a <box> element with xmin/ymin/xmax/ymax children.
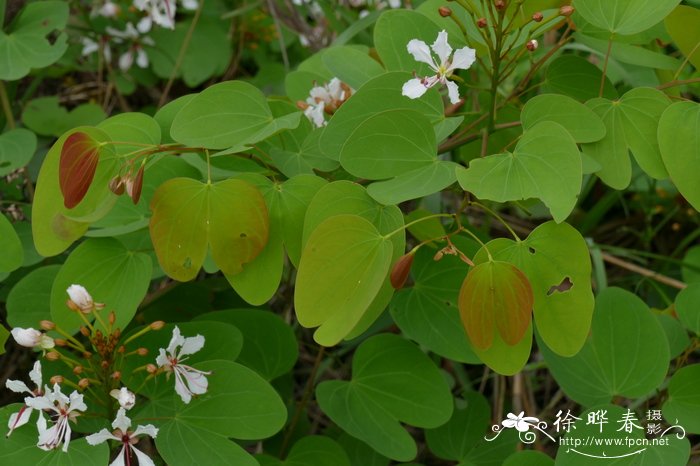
<box><xmin>133</xmin><ymin>424</ymin><xmax>159</xmax><ymax>439</ymax></box>
<box><xmin>445</xmin><ymin>80</ymin><xmax>461</xmax><ymax>104</ymax></box>
<box><xmin>111</xmin><ymin>408</ymin><xmax>131</xmax><ymax>432</ymax></box>
<box><xmin>167</xmin><ymin>326</ymin><xmax>185</xmax><ymax>354</ymax></box>
<box><xmin>132</xmin><ymin>445</ymin><xmax>157</xmax><ymax>466</ymax></box>
<box><xmin>6</xmin><ymin>380</ymin><xmax>31</xmax><ymax>394</ymax></box>
<box><xmin>178</xmin><ymin>334</ymin><xmax>205</xmax><ymax>357</ymax></box>
<box><xmin>155</xmin><ymin>348</ymin><xmax>170</xmax><ymax>368</ymax></box>
<box><xmin>136</xmin><ymin>48</ymin><xmax>149</xmax><ymax>69</ymax></box>
<box><xmin>402</xmin><ymin>78</ymin><xmax>429</xmax><ymax>100</ymax></box>
<box><xmin>11</xmin><ymin>328</ymin><xmax>41</xmax><ymax>347</ymax></box>
<box><xmin>29</xmin><ymin>361</ymin><xmax>42</xmax><ymax>388</ymax></box>
<box><xmin>450</xmin><ymin>46</ymin><xmax>476</xmax><ymax>71</ymax></box>
<box><xmin>85</xmin><ymin>428</ymin><xmax>119</xmax><ymax>445</ymax></box>
<box><xmin>109</xmin><ymin>446</ymin><xmax>127</xmax><ymax>466</ymax></box>
<box><xmin>110</xmin><ymin>387</ymin><xmax>136</xmax><ymax>410</ymax></box>
<box><xmin>7</xmin><ymin>406</ymin><xmax>32</xmax><ymax>434</ymax></box>
<box><xmin>431</xmin><ymin>30</ymin><xmax>452</xmax><ymax>67</ymax></box>
<box><xmin>407</xmin><ymin>39</ymin><xmax>437</xmax><ymax>70</ymax></box>
<box><xmin>173</xmin><ymin>370</ymin><xmax>192</xmax><ymax>404</ymax></box>
<box><xmin>25</xmin><ymin>395</ymin><xmax>55</xmax><ymax>411</ymax></box>
<box><xmin>68</xmin><ymin>391</ymin><xmax>87</xmax><ymax>413</ymax></box>
<box><xmin>179</xmin><ymin>366</ymin><xmax>209</xmax><ymax>395</ymax></box>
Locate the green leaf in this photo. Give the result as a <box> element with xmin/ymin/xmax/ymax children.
<box><xmin>475</xmin><ymin>222</ymin><xmax>595</xmax><ymax>356</ymax></box>
<box><xmin>540</xmin><ymin>287</ymin><xmax>669</xmax><ymax>406</ymax></box>
<box><xmin>22</xmin><ymin>97</ymin><xmax>105</xmax><ymax>137</ymax></box>
<box><xmin>340</xmin><ymin>109</ymin><xmax>436</xmax><ymax>179</ymax></box>
<box><xmin>521</xmin><ymin>94</ymin><xmax>606</xmax><ymax>143</ymax></box>
<box><xmin>663</xmin><ymin>364</ymin><xmax>700</xmax><ymax>434</ymax></box>
<box><xmin>574</xmin><ymin>33</ymin><xmax>681</xmax><ymax>70</ymax></box>
<box><xmin>367</xmin><ymin>161</ymin><xmax>457</xmax><ymax>205</ymax></box>
<box><xmin>32</xmin><ymin>127</ymin><xmax>118</xmax><ymax>256</ymax></box>
<box><xmin>156</xmin><ymin>424</ymin><xmax>257</xmax><ymax>466</ymax></box>
<box><xmin>97</xmin><ymin>112</ymin><xmax>161</xmax><ymax>156</ymax></box>
<box><xmin>316</xmin><ymin>334</ymin><xmax>453</xmax><ymax>461</ymax></box>
<box><xmin>0</xmin><ymin>1</ymin><xmax>69</xmax><ymax>80</ymax></box>
<box><xmin>582</xmin><ymin>87</ymin><xmax>671</xmax><ymax>189</ymax></box>
<box><xmin>285</xmin><ymin>70</ymin><xmax>328</xmax><ymax>103</ymax></box>
<box><xmin>0</xmin><ymin>214</ymin><xmax>22</xmax><ymax>273</ymax></box>
<box><xmin>374</xmin><ymin>10</ymin><xmax>441</xmax><ymax>73</ymax></box>
<box><xmin>258</xmin><ymin>436</ymin><xmax>352</xmax><ymax>466</ymax></box>
<box><xmin>0</xmin><ymin>128</ymin><xmax>36</xmax><ymax>176</ymax></box>
<box><xmin>149</xmin><ymin>177</ymin><xmax>269</xmax><ymax>281</ymax></box>
<box><xmin>472</xmin><ymin>323</ymin><xmax>533</xmax><ymax>376</ymax></box>
<box><xmin>390</xmin><ymin>237</ymin><xmax>480</xmax><ymax>363</ymax></box>
<box><xmin>194</xmin><ymin>309</ymin><xmax>298</xmax><ymax>381</ymax></box>
<box><xmin>458</xmin><ymin>261</ymin><xmax>533</xmax><ymax>349</ymax></box>
<box><xmin>658</xmin><ymin>101</ymin><xmax>700</xmax><ymax>210</ymax></box>
<box><xmin>675</xmin><ymin>283</ymin><xmax>700</xmax><ymax>334</ymax></box>
<box><xmin>49</xmin><ymin>238</ymin><xmax>151</xmax><ymax>332</ymax></box>
<box><xmin>665</xmin><ymin>5</ymin><xmax>700</xmax><ymax>70</ymax></box>
<box><xmin>572</xmin><ymin>0</ymin><xmax>681</xmax><ymax>35</ymax></box>
<box><xmin>503</xmin><ymin>451</ymin><xmax>553</xmax><ymax>466</ymax></box>
<box><xmin>171</xmin><ymin>81</ymin><xmax>273</xmax><ymax>149</ymax></box>
<box><xmin>295</xmin><ymin>214</ymin><xmax>393</xmax><ymax>346</ymax></box>
<box><xmin>657</xmin><ymin>314</ymin><xmax>690</xmax><ymax>359</ymax></box>
<box><xmin>681</xmin><ymin>245</ymin><xmax>700</xmax><ymax>284</ymax></box>
<box><xmin>425</xmin><ymin>392</ymin><xmax>490</xmax><ymax>461</ymax></box>
<box><xmin>337</xmin><ymin>433</ymin><xmax>390</xmax><ymax>466</ymax></box>
<box><xmin>322</xmin><ymin>46</ymin><xmax>384</xmax><ymax>89</ymax></box>
<box><xmin>321</xmin><ymin>72</ymin><xmax>443</xmax><ymax>162</ymax></box>
<box><xmin>148</xmin><ymin>17</ymin><xmax>230</xmax><ymax>87</ymax></box>
<box><xmin>545</xmin><ymin>55</ymin><xmax>617</xmax><ymax>101</ymax></box>
<box><xmin>154</xmin><ymin>94</ymin><xmax>196</xmax><ymax>144</ymax></box>
<box><xmin>0</xmin><ymin>404</ymin><xmax>109</xmax><ymax>464</ymax></box>
<box><xmin>6</xmin><ymin>265</ymin><xmax>60</xmax><ymax>329</ymax></box>
<box><xmin>456</xmin><ymin>121</ymin><xmax>581</xmax><ymax>223</ymax></box>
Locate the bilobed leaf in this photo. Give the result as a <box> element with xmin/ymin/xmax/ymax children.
<box><xmin>665</xmin><ymin>5</ymin><xmax>700</xmax><ymax>70</ymax></box>
<box><xmin>663</xmin><ymin>364</ymin><xmax>700</xmax><ymax>434</ymax></box>
<box><xmin>340</xmin><ymin>109</ymin><xmax>437</xmax><ymax>180</ymax></box>
<box><xmin>521</xmin><ymin>94</ymin><xmax>606</xmax><ymax>143</ymax></box>
<box><xmin>0</xmin><ymin>214</ymin><xmax>22</xmax><ymax>274</ymax></box>
<box><xmin>322</xmin><ymin>46</ymin><xmax>384</xmax><ymax>89</ymax></box>
<box><xmin>472</xmin><ymin>323</ymin><xmax>533</xmax><ymax>376</ymax></box>
<box><xmin>675</xmin><ymin>283</ymin><xmax>700</xmax><ymax>334</ymax></box>
<box><xmin>149</xmin><ymin>177</ymin><xmax>269</xmax><ymax>281</ymax></box>
<box><xmin>540</xmin><ymin>287</ymin><xmax>669</xmax><ymax>406</ymax></box>
<box><xmin>374</xmin><ymin>10</ymin><xmax>441</xmax><ymax>74</ymax></box>
<box><xmin>49</xmin><ymin>238</ymin><xmax>151</xmax><ymax>332</ymax></box>
<box><xmin>59</xmin><ymin>131</ymin><xmax>101</xmax><ymax>209</ymax></box>
<box><xmin>98</xmin><ymin>112</ymin><xmax>161</xmax><ymax>156</ymax></box>
<box><xmin>0</xmin><ymin>1</ymin><xmax>69</xmax><ymax>80</ymax></box>
<box><xmin>367</xmin><ymin>161</ymin><xmax>458</xmax><ymax>205</ymax></box>
<box><xmin>658</xmin><ymin>101</ymin><xmax>700</xmax><ymax>210</ymax></box>
<box><xmin>456</xmin><ymin>121</ymin><xmax>581</xmax><ymax>223</ymax></box>
<box><xmin>32</xmin><ymin>127</ymin><xmax>119</xmax><ymax>256</ymax></box>
<box><xmin>257</xmin><ymin>436</ymin><xmax>351</xmax><ymax>466</ymax></box>
<box><xmin>22</xmin><ymin>97</ymin><xmax>105</xmax><ymax>137</ymax></box>
<box><xmin>573</xmin><ymin>0</ymin><xmax>681</xmax><ymax>35</ymax></box>
<box><xmin>582</xmin><ymin>87</ymin><xmax>671</xmax><ymax>189</ymax></box>
<box><xmin>545</xmin><ymin>55</ymin><xmax>617</xmax><ymax>101</ymax></box>
<box><xmin>295</xmin><ymin>214</ymin><xmax>393</xmax><ymax>346</ymax></box>
<box><xmin>458</xmin><ymin>261</ymin><xmax>533</xmax><ymax>349</ymax></box>
<box><xmin>316</xmin><ymin>334</ymin><xmax>453</xmax><ymax>461</ymax></box>
<box><xmin>0</xmin><ymin>128</ymin><xmax>36</xmax><ymax>176</ymax></box>
<box><xmin>474</xmin><ymin>222</ymin><xmax>595</xmax><ymax>356</ymax></box>
<box><xmin>171</xmin><ymin>81</ymin><xmax>273</xmax><ymax>149</ymax></box>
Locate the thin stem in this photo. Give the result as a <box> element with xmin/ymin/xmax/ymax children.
<box><xmin>600</xmin><ymin>252</ymin><xmax>686</xmax><ymax>290</ymax></box>
<box><xmin>205</xmin><ymin>149</ymin><xmax>212</xmax><ymax>184</ymax></box>
<box><xmin>279</xmin><ymin>346</ymin><xmax>326</xmax><ymax>458</ymax></box>
<box><xmin>470</xmin><ymin>201</ymin><xmax>521</xmax><ymax>241</ymax></box>
<box><xmin>0</xmin><ymin>81</ymin><xmax>14</xmax><ymax>129</ymax></box>
<box><xmin>599</xmin><ymin>36</ymin><xmax>614</xmax><ymax>97</ymax></box>
<box><xmin>158</xmin><ymin>0</ymin><xmax>205</xmax><ymax>108</ymax></box>
<box><xmin>672</xmin><ymin>41</ymin><xmax>700</xmax><ymax>80</ymax></box>
<box><xmin>458</xmin><ymin>226</ymin><xmax>492</xmax><ymax>261</ymax></box>
<box><xmin>383</xmin><ymin>213</ymin><xmax>455</xmax><ymax>240</ymax></box>
<box><xmin>657</xmin><ymin>77</ymin><xmax>700</xmax><ymax>90</ymax></box>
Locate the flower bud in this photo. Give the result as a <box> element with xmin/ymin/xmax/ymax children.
<box><xmin>438</xmin><ymin>6</ymin><xmax>452</xmax><ymax>17</ymax></box>
<box><xmin>82</xmin><ymin>351</ymin><xmax>93</xmax><ymax>359</ymax></box>
<box><xmin>54</xmin><ymin>338</ymin><xmax>67</xmax><ymax>347</ymax></box>
<box><xmin>111</xmin><ymin>371</ymin><xmax>122</xmax><ymax>381</ymax></box>
<box><xmin>66</xmin><ymin>284</ymin><xmax>95</xmax><ymax>313</ymax></box>
<box><xmin>532</xmin><ymin>12</ymin><xmax>543</xmax><ymax>22</ymax></box>
<box><xmin>78</xmin><ymin>378</ymin><xmax>90</xmax><ymax>389</ymax></box>
<box><xmin>80</xmin><ymin>326</ymin><xmax>90</xmax><ymax>337</ymax></box>
<box><xmin>49</xmin><ymin>375</ymin><xmax>64</xmax><ymax>384</ymax></box>
<box><xmin>109</xmin><ymin>176</ymin><xmax>125</xmax><ymax>195</ymax></box>
<box><xmin>559</xmin><ymin>5</ymin><xmax>574</xmax><ymax>16</ymax></box>
<box><xmin>109</xmin><ymin>311</ymin><xmax>116</xmax><ymax>326</ymax></box>
<box><xmin>137</xmin><ymin>347</ymin><xmax>148</xmax><ymax>356</ymax></box>
<box><xmin>45</xmin><ymin>351</ymin><xmax>60</xmax><ymax>361</ymax></box>
<box><xmin>110</xmin><ymin>387</ymin><xmax>135</xmax><ymax>410</ymax></box>
<box><xmin>73</xmin><ymin>366</ymin><xmax>84</xmax><ymax>375</ymax></box>
<box><xmin>390</xmin><ymin>253</ymin><xmax>415</xmax><ymax>290</ymax></box>
<box><xmin>117</xmin><ymin>345</ymin><xmax>125</xmax><ymax>354</ymax></box>
<box><xmin>150</xmin><ymin>320</ymin><xmax>165</xmax><ymax>330</ymax></box>
<box><xmin>40</xmin><ymin>320</ymin><xmax>55</xmax><ymax>331</ymax></box>
<box><xmin>101</xmin><ymin>361</ymin><xmax>110</xmax><ymax>369</ymax></box>
<box><xmin>526</xmin><ymin>39</ymin><xmax>538</xmax><ymax>51</ymax></box>
<box><xmin>146</xmin><ymin>364</ymin><xmax>157</xmax><ymax>374</ymax></box>
<box><xmin>477</xmin><ymin>17</ymin><xmax>487</xmax><ymax>28</ymax></box>
<box><xmin>494</xmin><ymin>0</ymin><xmax>506</xmax><ymax>10</ymax></box>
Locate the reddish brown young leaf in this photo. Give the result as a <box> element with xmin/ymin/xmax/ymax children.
<box><xmin>390</xmin><ymin>252</ymin><xmax>415</xmax><ymax>289</ymax></box>
<box><xmin>59</xmin><ymin>131</ymin><xmax>100</xmax><ymax>209</ymax></box>
<box><xmin>458</xmin><ymin>261</ymin><xmax>534</xmax><ymax>349</ymax></box>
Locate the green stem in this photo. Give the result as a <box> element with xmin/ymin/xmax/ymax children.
<box><xmin>383</xmin><ymin>213</ymin><xmax>455</xmax><ymax>240</ymax></box>
<box><xmin>470</xmin><ymin>201</ymin><xmax>521</xmax><ymax>241</ymax></box>
<box><xmin>599</xmin><ymin>36</ymin><xmax>614</xmax><ymax>97</ymax></box>
<box><xmin>458</xmin><ymin>226</ymin><xmax>492</xmax><ymax>261</ymax></box>
<box><xmin>0</xmin><ymin>81</ymin><xmax>15</xmax><ymax>129</ymax></box>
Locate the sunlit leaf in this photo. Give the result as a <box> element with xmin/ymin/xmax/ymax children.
<box><xmin>573</xmin><ymin>0</ymin><xmax>681</xmax><ymax>35</ymax></box>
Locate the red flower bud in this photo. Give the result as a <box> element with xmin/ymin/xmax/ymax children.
<box><xmin>477</xmin><ymin>17</ymin><xmax>487</xmax><ymax>28</ymax></box>
<box><xmin>532</xmin><ymin>12</ymin><xmax>543</xmax><ymax>22</ymax></box>
<box><xmin>438</xmin><ymin>6</ymin><xmax>452</xmax><ymax>17</ymax></box>
<box><xmin>559</xmin><ymin>5</ymin><xmax>574</xmax><ymax>16</ymax></box>
<box><xmin>390</xmin><ymin>253</ymin><xmax>415</xmax><ymax>290</ymax></box>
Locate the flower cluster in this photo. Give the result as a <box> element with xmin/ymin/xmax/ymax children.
<box><xmin>4</xmin><ymin>285</ymin><xmax>210</xmax><ymax>464</ymax></box>
<box><xmin>298</xmin><ymin>78</ymin><xmax>354</xmax><ymax>128</ymax></box>
<box><xmin>402</xmin><ymin>30</ymin><xmax>476</xmax><ymax>104</ymax></box>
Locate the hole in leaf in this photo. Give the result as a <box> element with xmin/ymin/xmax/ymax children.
<box><xmin>547</xmin><ymin>277</ymin><xmax>573</xmax><ymax>296</ymax></box>
<box><xmin>528</xmin><ymin>247</ymin><xmax>536</xmax><ymax>254</ymax></box>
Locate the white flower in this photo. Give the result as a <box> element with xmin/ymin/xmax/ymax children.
<box><xmin>302</xmin><ymin>78</ymin><xmax>353</xmax><ymax>128</ymax></box>
<box><xmin>25</xmin><ymin>384</ymin><xmax>87</xmax><ymax>452</ymax></box>
<box><xmin>110</xmin><ymin>387</ymin><xmax>136</xmax><ymax>410</ymax></box>
<box><xmin>155</xmin><ymin>326</ymin><xmax>211</xmax><ymax>404</ymax></box>
<box><xmin>66</xmin><ymin>284</ymin><xmax>101</xmax><ymax>313</ymax></box>
<box><xmin>105</xmin><ymin>23</ymin><xmax>154</xmax><ymax>71</ymax></box>
<box><xmin>502</xmin><ymin>411</ymin><xmax>539</xmax><ymax>432</ymax></box>
<box><xmin>92</xmin><ymin>1</ymin><xmax>120</xmax><ymax>18</ymax></box>
<box><xmin>81</xmin><ymin>36</ymin><xmax>112</xmax><ymax>63</ymax></box>
<box><xmin>11</xmin><ymin>328</ymin><xmax>54</xmax><ymax>350</ymax></box>
<box><xmin>5</xmin><ymin>361</ymin><xmax>43</xmax><ymax>437</ymax></box>
<box><xmin>134</xmin><ymin>0</ymin><xmax>176</xmax><ymax>29</ymax></box>
<box><xmin>402</xmin><ymin>30</ymin><xmax>476</xmax><ymax>104</ymax></box>
<box><xmin>86</xmin><ymin>408</ymin><xmax>158</xmax><ymax>466</ymax></box>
